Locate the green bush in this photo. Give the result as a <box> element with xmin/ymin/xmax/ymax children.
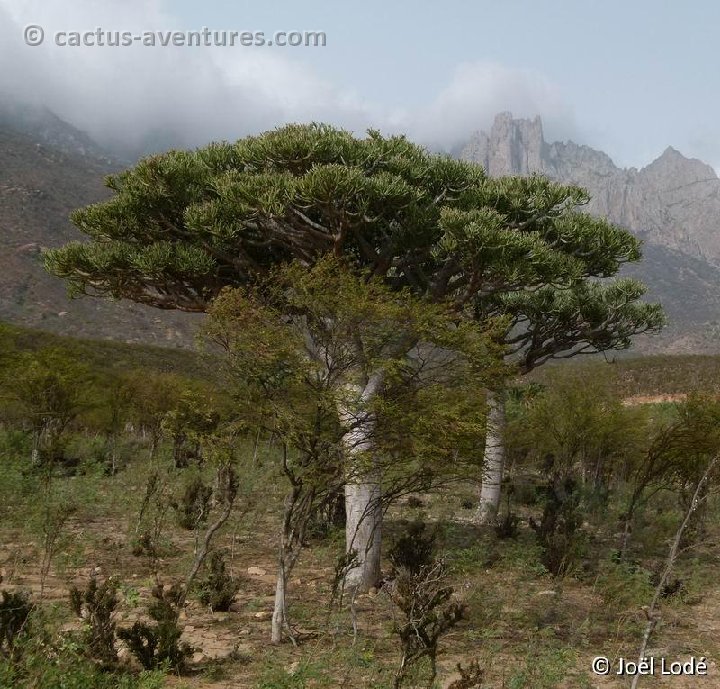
<box><xmin>596</xmin><ymin>561</ymin><xmax>653</xmax><ymax>614</ymax></box>
<box><xmin>69</xmin><ymin>577</ymin><xmax>119</xmax><ymax>668</ymax></box>
<box><xmin>196</xmin><ymin>551</ymin><xmax>240</xmax><ymax>612</ymax></box>
<box><xmin>117</xmin><ymin>584</ymin><xmax>191</xmax><ymax>672</ymax></box>
<box><xmin>171</xmin><ymin>474</ymin><xmax>212</xmax><ymax>531</ymax></box>
<box><xmin>0</xmin><ymin>590</ymin><xmax>33</xmax><ymax>655</ymax></box>
<box><xmin>0</xmin><ymin>605</ymin><xmax>165</xmax><ymax>689</ymax></box>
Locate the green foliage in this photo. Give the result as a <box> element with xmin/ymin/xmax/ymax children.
<box><xmin>0</xmin><ymin>632</ymin><xmax>165</xmax><ymax>689</ymax></box>
<box><xmin>69</xmin><ymin>577</ymin><xmax>119</xmax><ymax>668</ymax></box>
<box><xmin>659</xmin><ymin>395</ymin><xmax>720</xmax><ymax>488</ymax></box>
<box><xmin>0</xmin><ymin>590</ymin><xmax>33</xmax><ymax>656</ymax></box>
<box><xmin>388</xmin><ymin>520</ymin><xmax>436</xmax><ymax>574</ymax></box>
<box><xmin>507</xmin><ymin>368</ymin><xmax>649</xmax><ymax>485</ymax></box>
<box><xmin>171</xmin><ymin>473</ymin><xmax>212</xmax><ymax>530</ymax></box>
<box><xmin>0</xmin><ymin>347</ymin><xmax>94</xmax><ymax>468</ymax></box>
<box><xmin>206</xmin><ymin>256</ymin><xmax>503</xmax><ymax>513</ymax></box>
<box><xmin>121</xmin><ymin>371</ymin><xmax>184</xmax><ymax>454</ymax></box>
<box><xmin>196</xmin><ymin>551</ymin><xmax>240</xmax><ymax>612</ymax></box>
<box><xmin>45</xmin><ymin>123</ymin><xmax>662</xmax><ymax>365</ymax></box>
<box><xmin>117</xmin><ymin>584</ymin><xmax>191</xmax><ymax>672</ymax></box>
<box><xmin>163</xmin><ymin>389</ymin><xmax>220</xmax><ymax>468</ymax></box>
<box><xmin>0</xmin><ymin>598</ymin><xmax>165</xmax><ymax>689</ymax></box>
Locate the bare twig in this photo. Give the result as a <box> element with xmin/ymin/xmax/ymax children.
<box><xmin>629</xmin><ymin>453</ymin><xmax>718</xmax><ymax>689</ymax></box>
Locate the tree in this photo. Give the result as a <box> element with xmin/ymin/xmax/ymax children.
<box><xmin>458</xmin><ymin>229</ymin><xmax>665</xmax><ymax>522</ymax></box>
<box><xmin>45</xmin><ymin>123</ymin><xmax>662</xmax><ymax>589</ymax></box>
<box><xmin>205</xmin><ymin>258</ymin><xmax>498</xmax><ymax>641</ymax></box>
<box><xmin>0</xmin><ymin>348</ymin><xmax>93</xmax><ymax>468</ymax></box>
<box><xmin>121</xmin><ymin>370</ymin><xmax>184</xmax><ymax>460</ymax></box>
<box><xmin>641</xmin><ymin>395</ymin><xmax>720</xmax><ymax>548</ymax></box>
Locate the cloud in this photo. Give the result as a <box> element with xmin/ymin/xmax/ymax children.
<box><xmin>0</xmin><ymin>0</ymin><xmax>578</xmax><ymax>158</ymax></box>
<box><xmin>404</xmin><ymin>61</ymin><xmax>579</xmax><ymax>151</ymax></box>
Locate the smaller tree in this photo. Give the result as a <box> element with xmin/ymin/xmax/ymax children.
<box><xmin>122</xmin><ymin>370</ymin><xmax>185</xmax><ymax>460</ymax></box>
<box><xmin>69</xmin><ymin>577</ymin><xmax>120</xmax><ymax>668</ymax></box>
<box><xmin>82</xmin><ymin>373</ymin><xmax>134</xmax><ymax>475</ymax></box>
<box><xmin>639</xmin><ymin>395</ymin><xmax>720</xmax><ymax>549</ymax></box>
<box><xmin>514</xmin><ymin>368</ymin><xmax>647</xmax><ymax>494</ymax></box>
<box><xmin>206</xmin><ymin>258</ymin><xmax>503</xmax><ymax>642</ymax></box>
<box><xmin>162</xmin><ymin>388</ymin><xmax>221</xmax><ymax>469</ymax></box>
<box><xmin>508</xmin><ymin>369</ymin><xmax>650</xmax><ymax>572</ymax></box>
<box><xmin>0</xmin><ymin>348</ymin><xmax>92</xmax><ymax>469</ymax></box>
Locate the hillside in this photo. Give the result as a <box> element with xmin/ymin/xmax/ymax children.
<box><xmin>2</xmin><ymin>104</ymin><xmax>720</xmax><ymax>353</ymax></box>
<box><xmin>459</xmin><ymin>113</ymin><xmax>720</xmax><ymax>353</ymax></box>
<box><xmin>0</xmin><ymin>103</ymin><xmax>200</xmax><ymax>347</ymax></box>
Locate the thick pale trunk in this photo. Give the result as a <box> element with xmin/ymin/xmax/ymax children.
<box><xmin>476</xmin><ymin>391</ymin><xmax>506</xmax><ymax>524</ymax></box>
<box><xmin>339</xmin><ymin>373</ymin><xmax>384</xmax><ymax>593</ymax></box>
<box><xmin>344</xmin><ymin>477</ymin><xmax>382</xmax><ymax>591</ymax></box>
<box><xmin>271</xmin><ymin>566</ymin><xmax>285</xmax><ymax>644</ymax></box>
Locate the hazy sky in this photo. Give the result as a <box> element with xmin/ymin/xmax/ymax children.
<box><xmin>1</xmin><ymin>0</ymin><xmax>718</xmax><ymax>167</ymax></box>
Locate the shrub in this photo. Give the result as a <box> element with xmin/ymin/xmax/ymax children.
<box><xmin>495</xmin><ymin>511</ymin><xmax>520</xmax><ymax>540</ymax></box>
<box><xmin>69</xmin><ymin>576</ymin><xmax>119</xmax><ymax>668</ymax></box>
<box><xmin>405</xmin><ymin>495</ymin><xmax>424</xmax><ymax>509</ymax></box>
<box><xmin>0</xmin><ymin>589</ymin><xmax>33</xmax><ymax>655</ymax></box>
<box><xmin>130</xmin><ymin>532</ymin><xmax>157</xmax><ymax>559</ymax></box>
<box><xmin>530</xmin><ymin>476</ymin><xmax>586</xmax><ymax>576</ymax></box>
<box><xmin>386</xmin><ymin>520</ymin><xmax>466</xmax><ymax>688</ymax></box>
<box><xmin>447</xmin><ymin>660</ymin><xmax>486</xmax><ymax>689</ymax></box>
<box><xmin>171</xmin><ymin>475</ymin><xmax>212</xmax><ymax>531</ymax></box>
<box><xmin>595</xmin><ymin>561</ymin><xmax>653</xmax><ymax>617</ymax></box>
<box><xmin>117</xmin><ymin>584</ymin><xmax>191</xmax><ymax>672</ymax></box>
<box><xmin>388</xmin><ymin>520</ymin><xmax>435</xmax><ymax>575</ymax></box>
<box><xmin>196</xmin><ymin>551</ymin><xmax>240</xmax><ymax>612</ymax></box>
<box><xmin>386</xmin><ymin>559</ymin><xmax>466</xmax><ymax>689</ymax></box>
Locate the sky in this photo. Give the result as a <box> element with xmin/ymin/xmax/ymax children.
<box><xmin>1</xmin><ymin>0</ymin><xmax>719</xmax><ymax>168</ymax></box>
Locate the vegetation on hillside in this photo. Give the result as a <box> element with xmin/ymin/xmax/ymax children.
<box><xmin>1</xmin><ymin>125</ymin><xmax>714</xmax><ymax>688</ymax></box>
<box><xmin>0</xmin><ymin>315</ymin><xmax>718</xmax><ymax>688</ymax></box>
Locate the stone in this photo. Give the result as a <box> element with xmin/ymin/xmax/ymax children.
<box><xmin>247</xmin><ymin>566</ymin><xmax>267</xmax><ymax>576</ymax></box>
<box><xmin>459</xmin><ymin>112</ymin><xmax>720</xmax><ymax>353</ymax></box>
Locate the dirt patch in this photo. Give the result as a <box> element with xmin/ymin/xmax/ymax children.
<box><xmin>622</xmin><ymin>393</ymin><xmax>688</xmax><ymax>406</ymax></box>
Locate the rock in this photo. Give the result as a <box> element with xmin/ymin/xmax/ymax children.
<box><xmin>458</xmin><ymin>112</ymin><xmax>720</xmax><ymax>353</ymax></box>
<box><xmin>537</xmin><ymin>590</ymin><xmax>557</xmax><ymax>596</ymax></box>
<box><xmin>253</xmin><ymin>611</ymin><xmax>272</xmax><ymax>620</ymax></box>
<box><xmin>247</xmin><ymin>566</ymin><xmax>267</xmax><ymax>576</ymax></box>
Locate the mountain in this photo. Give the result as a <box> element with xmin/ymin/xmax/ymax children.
<box><xmin>2</xmin><ymin>103</ymin><xmax>719</xmax><ymax>353</ymax></box>
<box><xmin>0</xmin><ymin>101</ymin><xmax>199</xmax><ymax>347</ymax></box>
<box><xmin>459</xmin><ymin>113</ymin><xmax>720</xmax><ymax>353</ymax></box>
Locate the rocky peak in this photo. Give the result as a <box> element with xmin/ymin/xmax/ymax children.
<box><xmin>463</xmin><ymin>112</ymin><xmax>545</xmax><ymax>176</ymax></box>
<box><xmin>459</xmin><ymin>113</ymin><xmax>720</xmax><ymax>269</ymax></box>
<box><xmin>640</xmin><ymin>146</ymin><xmax>717</xmax><ymax>186</ymax></box>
